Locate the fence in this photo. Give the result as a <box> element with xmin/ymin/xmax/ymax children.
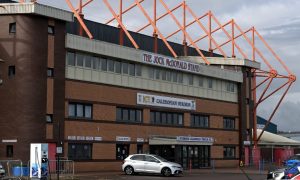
<box><xmin>0</xmin><ymin>159</ymin><xmax>74</xmax><ymax>179</ymax></box>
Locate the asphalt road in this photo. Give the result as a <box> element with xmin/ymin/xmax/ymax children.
<box><xmin>74</xmin><ymin>172</ymin><xmax>267</xmax><ymax>180</ymax></box>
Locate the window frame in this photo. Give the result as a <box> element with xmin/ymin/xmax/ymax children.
<box><xmin>9</xmin><ymin>22</ymin><xmax>16</xmax><ymax>34</ymax></box>
<box><xmin>68</xmin><ymin>102</ymin><xmax>93</xmax><ymax>119</ymax></box>
<box><xmin>68</xmin><ymin>143</ymin><xmax>92</xmax><ymax>160</ymax></box>
<box><xmin>191</xmin><ymin>114</ymin><xmax>209</xmax><ymax>128</ymax></box>
<box><xmin>223</xmin><ymin>117</ymin><xmax>235</xmax><ymax>129</ymax></box>
<box><xmin>116</xmin><ymin>107</ymin><xmax>143</xmax><ymax>123</ymax></box>
<box><xmin>223</xmin><ymin>146</ymin><xmax>236</xmax><ymax>159</ymax></box>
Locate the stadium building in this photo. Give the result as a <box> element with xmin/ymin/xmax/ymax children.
<box><xmin>0</xmin><ymin>1</ymin><xmax>293</xmax><ymax>172</ymax></box>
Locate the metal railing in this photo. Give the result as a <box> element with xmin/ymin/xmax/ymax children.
<box><xmin>48</xmin><ymin>159</ymin><xmax>75</xmax><ymax>179</ymax></box>
<box><xmin>0</xmin><ymin>159</ymin><xmax>24</xmax><ymax>179</ymax></box>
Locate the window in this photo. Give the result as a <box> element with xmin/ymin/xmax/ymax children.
<box><xmin>155</xmin><ymin>69</ymin><xmax>160</xmax><ymax>79</ymax></box>
<box><xmin>46</xmin><ymin>114</ymin><xmax>53</xmax><ymax>123</ymax></box>
<box><xmin>67</xmin><ymin>52</ymin><xmax>75</xmax><ymax>66</ymax></box>
<box><xmin>223</xmin><ymin>117</ymin><xmax>235</xmax><ymax>129</ymax></box>
<box><xmin>178</xmin><ymin>73</ymin><xmax>183</xmax><ymax>84</ymax></box>
<box><xmin>191</xmin><ymin>114</ymin><xmax>209</xmax><ymax>128</ymax></box>
<box><xmin>148</xmin><ymin>67</ymin><xmax>154</xmax><ymax>79</ymax></box>
<box><xmin>6</xmin><ymin>145</ymin><xmax>13</xmax><ymax>157</ymax></box>
<box><xmin>172</xmin><ymin>72</ymin><xmax>177</xmax><ymax>82</ymax></box>
<box><xmin>68</xmin><ymin>143</ymin><xmax>92</xmax><ymax>160</ymax></box>
<box><xmin>100</xmin><ymin>58</ymin><xmax>107</xmax><ymax>71</ymax></box>
<box><xmin>84</xmin><ymin>56</ymin><xmax>92</xmax><ymax>68</ymax></box>
<box><xmin>92</xmin><ymin>57</ymin><xmax>99</xmax><ymax>70</ymax></box>
<box><xmin>122</xmin><ymin>62</ymin><xmax>128</xmax><ymax>74</ymax></box>
<box><xmin>68</xmin><ymin>103</ymin><xmax>92</xmax><ymax>119</ymax></box>
<box><xmin>224</xmin><ymin>147</ymin><xmax>235</xmax><ymax>158</ymax></box>
<box><xmin>48</xmin><ymin>25</ymin><xmax>55</xmax><ymax>35</ymax></box>
<box><xmin>131</xmin><ymin>154</ymin><xmax>144</xmax><ymax>160</ymax></box>
<box><xmin>145</xmin><ymin>155</ymin><xmax>159</xmax><ymax>163</ymax></box>
<box><xmin>47</xmin><ymin>68</ymin><xmax>54</xmax><ymax>77</ymax></box>
<box><xmin>208</xmin><ymin>79</ymin><xmax>213</xmax><ymax>89</ymax></box>
<box><xmin>188</xmin><ymin>74</ymin><xmax>193</xmax><ymax>85</ymax></box>
<box><xmin>115</xmin><ymin>61</ymin><xmax>121</xmax><ymax>73</ymax></box>
<box><xmin>135</xmin><ymin>64</ymin><xmax>142</xmax><ymax>76</ymax></box>
<box><xmin>199</xmin><ymin>77</ymin><xmax>204</xmax><ymax>87</ymax></box>
<box><xmin>150</xmin><ymin>110</ymin><xmax>183</xmax><ymax>126</ymax></box>
<box><xmin>116</xmin><ymin>144</ymin><xmax>129</xmax><ymax>160</ymax></box>
<box><xmin>161</xmin><ymin>70</ymin><xmax>166</xmax><ymax>80</ymax></box>
<box><xmin>107</xmin><ymin>59</ymin><xmax>114</xmax><ymax>72</ymax></box>
<box><xmin>76</xmin><ymin>54</ymin><xmax>84</xmax><ymax>67</ymax></box>
<box><xmin>9</xmin><ymin>23</ymin><xmax>16</xmax><ymax>34</ymax></box>
<box><xmin>166</xmin><ymin>71</ymin><xmax>171</xmax><ymax>81</ymax></box>
<box><xmin>129</xmin><ymin>63</ymin><xmax>135</xmax><ymax>76</ymax></box>
<box><xmin>116</xmin><ymin>107</ymin><xmax>142</xmax><ymax>123</ymax></box>
<box><xmin>8</xmin><ymin>66</ymin><xmax>15</xmax><ymax>78</ymax></box>
<box><xmin>226</xmin><ymin>82</ymin><xmax>235</xmax><ymax>92</ymax></box>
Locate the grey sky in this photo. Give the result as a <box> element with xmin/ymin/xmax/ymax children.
<box><xmin>37</xmin><ymin>0</ymin><xmax>300</xmax><ymax>131</ymax></box>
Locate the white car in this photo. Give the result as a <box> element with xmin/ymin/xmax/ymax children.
<box><xmin>0</xmin><ymin>163</ymin><xmax>5</xmax><ymax>177</ymax></box>
<box><xmin>122</xmin><ymin>154</ymin><xmax>183</xmax><ymax>177</ymax></box>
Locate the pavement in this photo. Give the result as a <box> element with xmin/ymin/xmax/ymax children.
<box><xmin>51</xmin><ymin>167</ymin><xmax>270</xmax><ymax>180</ymax></box>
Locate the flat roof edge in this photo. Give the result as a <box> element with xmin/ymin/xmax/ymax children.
<box><xmin>0</xmin><ymin>2</ymin><xmax>73</xmax><ymax>22</ymax></box>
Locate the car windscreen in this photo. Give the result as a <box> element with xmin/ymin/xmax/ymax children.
<box><xmin>153</xmin><ymin>155</ymin><xmax>168</xmax><ymax>162</ymax></box>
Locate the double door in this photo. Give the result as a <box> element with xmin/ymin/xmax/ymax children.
<box><xmin>182</xmin><ymin>145</ymin><xmax>210</xmax><ymax>169</ymax></box>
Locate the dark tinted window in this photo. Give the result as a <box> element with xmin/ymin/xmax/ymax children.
<box><xmin>8</xmin><ymin>66</ymin><xmax>15</xmax><ymax>78</ymax></box>
<box><xmin>67</xmin><ymin>52</ymin><xmax>75</xmax><ymax>66</ymax></box>
<box><xmin>68</xmin><ymin>143</ymin><xmax>92</xmax><ymax>160</ymax></box>
<box><xmin>145</xmin><ymin>155</ymin><xmax>159</xmax><ymax>163</ymax></box>
<box><xmin>131</xmin><ymin>155</ymin><xmax>145</xmax><ymax>161</ymax></box>
<box><xmin>9</xmin><ymin>23</ymin><xmax>16</xmax><ymax>33</ymax></box>
<box><xmin>48</xmin><ymin>25</ymin><xmax>55</xmax><ymax>35</ymax></box>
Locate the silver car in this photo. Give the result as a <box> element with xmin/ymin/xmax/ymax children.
<box><xmin>122</xmin><ymin>154</ymin><xmax>183</xmax><ymax>177</ymax></box>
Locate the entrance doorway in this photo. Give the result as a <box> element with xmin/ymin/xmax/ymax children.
<box><xmin>149</xmin><ymin>145</ymin><xmax>210</xmax><ymax>169</ymax></box>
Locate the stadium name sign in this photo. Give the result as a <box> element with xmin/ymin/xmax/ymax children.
<box><xmin>142</xmin><ymin>53</ymin><xmax>204</xmax><ymax>73</ymax></box>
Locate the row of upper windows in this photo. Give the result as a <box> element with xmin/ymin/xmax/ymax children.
<box><xmin>66</xmin><ymin>52</ymin><xmax>236</xmax><ymax>92</ymax></box>
<box><xmin>65</xmin><ymin>103</ymin><xmax>236</xmax><ymax>129</ymax></box>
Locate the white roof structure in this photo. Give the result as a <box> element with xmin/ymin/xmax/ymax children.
<box><xmin>258</xmin><ymin>129</ymin><xmax>300</xmax><ymax>146</ymax></box>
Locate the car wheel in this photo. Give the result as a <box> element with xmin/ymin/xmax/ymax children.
<box><xmin>124</xmin><ymin>166</ymin><xmax>134</xmax><ymax>175</ymax></box>
<box><xmin>162</xmin><ymin>167</ymin><xmax>172</xmax><ymax>177</ymax></box>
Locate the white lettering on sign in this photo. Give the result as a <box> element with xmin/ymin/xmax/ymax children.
<box><xmin>137</xmin><ymin>138</ymin><xmax>144</xmax><ymax>142</ymax></box>
<box><xmin>176</xmin><ymin>136</ymin><xmax>214</xmax><ymax>143</ymax></box>
<box><xmin>116</xmin><ymin>136</ymin><xmax>131</xmax><ymax>142</ymax></box>
<box><xmin>142</xmin><ymin>53</ymin><xmax>204</xmax><ymax>73</ymax></box>
<box><xmin>137</xmin><ymin>93</ymin><xmax>196</xmax><ymax>110</ymax></box>
<box><xmin>85</xmin><ymin>136</ymin><xmax>94</xmax><ymax>141</ymax></box>
<box><xmin>94</xmin><ymin>137</ymin><xmax>103</xmax><ymax>141</ymax></box>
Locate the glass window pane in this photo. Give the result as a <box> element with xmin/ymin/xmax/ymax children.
<box><xmin>129</xmin><ymin>63</ymin><xmax>135</xmax><ymax>76</ymax></box>
<box><xmin>85</xmin><ymin>105</ymin><xmax>92</xmax><ymax>118</ymax></box>
<box><xmin>101</xmin><ymin>58</ymin><xmax>107</xmax><ymax>71</ymax></box>
<box><xmin>122</xmin><ymin>62</ymin><xmax>128</xmax><ymax>74</ymax></box>
<box><xmin>195</xmin><ymin>116</ymin><xmax>200</xmax><ymax>126</ymax></box>
<box><xmin>123</xmin><ymin>109</ymin><xmax>129</xmax><ymax>121</ymax></box>
<box><xmin>67</xmin><ymin>52</ymin><xmax>75</xmax><ymax>66</ymax></box>
<box><xmin>136</xmin><ymin>110</ymin><xmax>142</xmax><ymax>122</ymax></box>
<box><xmin>208</xmin><ymin>79</ymin><xmax>213</xmax><ymax>88</ymax></box>
<box><xmin>116</xmin><ymin>108</ymin><xmax>122</xmax><ymax>121</ymax></box>
<box><xmin>135</xmin><ymin>64</ymin><xmax>142</xmax><ymax>76</ymax></box>
<box><xmin>178</xmin><ymin>114</ymin><xmax>183</xmax><ymax>125</ymax></box>
<box><xmin>68</xmin><ymin>104</ymin><xmax>75</xmax><ymax>117</ymax></box>
<box><xmin>76</xmin><ymin>54</ymin><xmax>84</xmax><ymax>67</ymax></box>
<box><xmin>172</xmin><ymin>72</ymin><xmax>177</xmax><ymax>82</ymax></box>
<box><xmin>150</xmin><ymin>111</ymin><xmax>155</xmax><ymax>123</ymax></box>
<box><xmin>108</xmin><ymin>59</ymin><xmax>114</xmax><ymax>72</ymax></box>
<box><xmin>149</xmin><ymin>67</ymin><xmax>154</xmax><ymax>79</ymax></box>
<box><xmin>173</xmin><ymin>114</ymin><xmax>178</xmax><ymax>125</ymax></box>
<box><xmin>161</xmin><ymin>70</ymin><xmax>166</xmax><ymax>80</ymax></box>
<box><xmin>155</xmin><ymin>112</ymin><xmax>160</xmax><ymax>124</ymax></box>
<box><xmin>130</xmin><ymin>110</ymin><xmax>136</xmax><ymax>122</ymax></box>
<box><xmin>92</xmin><ymin>57</ymin><xmax>99</xmax><ymax>70</ymax></box>
<box><xmin>167</xmin><ymin>113</ymin><xmax>172</xmax><ymax>124</ymax></box>
<box><xmin>115</xmin><ymin>61</ymin><xmax>121</xmax><ymax>73</ymax></box>
<box><xmin>178</xmin><ymin>73</ymin><xmax>183</xmax><ymax>83</ymax></box>
<box><xmin>166</xmin><ymin>71</ymin><xmax>171</xmax><ymax>81</ymax></box>
<box><xmin>85</xmin><ymin>55</ymin><xmax>92</xmax><ymax>68</ymax></box>
<box><xmin>188</xmin><ymin>75</ymin><xmax>193</xmax><ymax>85</ymax></box>
<box><xmin>199</xmin><ymin>77</ymin><xmax>203</xmax><ymax>87</ymax></box>
<box><xmin>77</xmin><ymin>104</ymin><xmax>84</xmax><ymax>117</ymax></box>
<box><xmin>161</xmin><ymin>113</ymin><xmax>167</xmax><ymax>124</ymax></box>
<box><xmin>155</xmin><ymin>69</ymin><xmax>160</xmax><ymax>79</ymax></box>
